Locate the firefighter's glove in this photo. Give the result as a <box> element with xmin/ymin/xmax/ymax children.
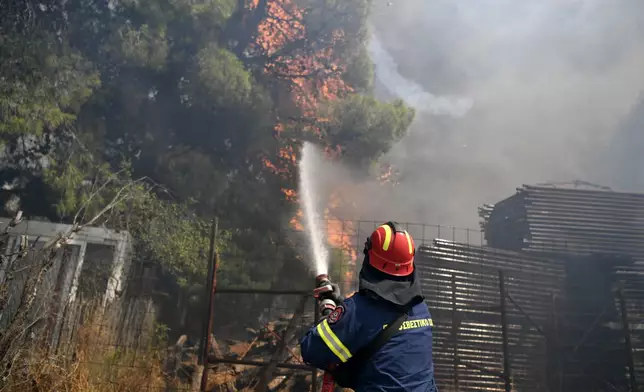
<box><xmin>319</xmin><ymin>281</ymin><xmax>343</xmax><ymax>306</ymax></box>
<box><xmin>318</xmin><ymin>281</ymin><xmax>343</xmax><ymax>317</ymax></box>
<box><xmin>329</xmin><ymin>282</ymin><xmax>343</xmax><ymax>305</ymax></box>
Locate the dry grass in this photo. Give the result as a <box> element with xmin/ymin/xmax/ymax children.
<box><xmin>0</xmin><ymin>309</ymin><xmax>169</xmax><ymax>392</ymax></box>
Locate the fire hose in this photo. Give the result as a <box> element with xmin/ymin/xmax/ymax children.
<box><xmin>313</xmin><ymin>274</ymin><xmax>340</xmax><ymax>392</ymax></box>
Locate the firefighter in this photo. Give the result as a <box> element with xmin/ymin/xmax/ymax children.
<box><xmin>300</xmin><ymin>222</ymin><xmax>438</xmax><ymax>392</ymax></box>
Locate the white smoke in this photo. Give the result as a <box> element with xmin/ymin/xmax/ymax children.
<box><xmin>348</xmin><ymin>0</ymin><xmax>644</xmax><ymax>229</ymax></box>
<box><xmin>367</xmin><ymin>31</ymin><xmax>473</xmax><ymax>118</ymax></box>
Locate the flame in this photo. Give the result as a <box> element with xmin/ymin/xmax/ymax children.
<box><xmin>274</xmin><ymin>122</ymin><xmax>285</xmax><ymax>137</ymax></box>
<box><xmin>289</xmin><ymin>208</ymin><xmax>304</xmax><ymax>231</ymax></box>
<box><xmin>253</xmin><ymin>0</ymin><xmax>353</xmax><ymax>137</ymax></box>
<box><xmin>281</xmin><ymin>188</ymin><xmax>297</xmax><ymax>201</ymax></box>
<box><xmin>285</xmin><ymin>186</ymin><xmax>359</xmax><ymax>288</ymax></box>
<box><xmin>278</xmin><ymin>144</ymin><xmax>297</xmax><ymax>163</ymax></box>
<box><xmin>256</xmin><ymin>0</ymin><xmax>353</xmax><ymax>175</ymax></box>
<box><xmin>378</xmin><ymin>164</ymin><xmax>400</xmax><ymax>185</ymax></box>
<box><xmin>255</xmin><ymin>0</ymin><xmax>305</xmax><ymax>56</ymax></box>
<box><xmin>325</xmin><ymin>218</ymin><xmax>358</xmax><ymax>263</ymax></box>
<box><xmin>263</xmin><ymin>143</ymin><xmax>298</xmax><ymax>177</ymax></box>
<box><xmin>324</xmin><ymin>192</ymin><xmax>359</xmax><ymax>292</ymax></box>
<box><xmin>248</xmin><ymin>0</ymin><xmax>361</xmax><ymax>287</ymax></box>
<box><xmin>324</xmin><ymin>144</ymin><xmax>342</xmax><ymax>159</ymax></box>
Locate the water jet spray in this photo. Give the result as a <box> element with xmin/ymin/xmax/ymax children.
<box><xmin>298</xmin><ymin>142</ymin><xmax>336</xmax><ymax>392</ymax></box>
<box><xmin>298</xmin><ymin>141</ymin><xmax>330</xmax><ymax>276</ymax></box>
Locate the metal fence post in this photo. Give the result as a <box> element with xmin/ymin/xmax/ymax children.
<box><xmin>546</xmin><ymin>293</ymin><xmax>561</xmax><ymax>392</ymax></box>
<box><xmin>451</xmin><ymin>274</ymin><xmax>460</xmax><ymax>391</ymax></box>
<box><xmin>618</xmin><ymin>288</ymin><xmax>638</xmax><ymax>392</ymax></box>
<box><xmin>499</xmin><ymin>270</ymin><xmax>512</xmax><ymax>392</ymax></box>
<box><xmin>200</xmin><ymin>217</ymin><xmax>219</xmax><ymax>391</ymax></box>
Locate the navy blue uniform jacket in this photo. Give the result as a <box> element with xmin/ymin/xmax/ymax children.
<box><xmin>300</xmin><ymin>292</ymin><xmax>437</xmax><ymax>392</ymax></box>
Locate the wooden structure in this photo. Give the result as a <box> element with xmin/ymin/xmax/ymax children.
<box><xmin>0</xmin><ymin>218</ymin><xmax>134</xmax><ymax>350</ymax></box>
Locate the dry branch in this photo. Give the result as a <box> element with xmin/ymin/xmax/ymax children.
<box><xmin>0</xmin><ymin>176</ymin><xmax>154</xmax><ymax>384</ymax></box>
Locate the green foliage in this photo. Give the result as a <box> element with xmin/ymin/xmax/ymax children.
<box><xmin>0</xmin><ymin>36</ymin><xmax>99</xmax><ymax>136</ymax></box>
<box><xmin>120</xmin><ymin>0</ymin><xmax>236</xmax><ymax>28</ymax></box>
<box><xmin>43</xmin><ymin>155</ymin><xmax>213</xmax><ymax>285</ymax></box>
<box><xmin>192</xmin><ymin>45</ymin><xmax>253</xmax><ymax>109</ymax></box>
<box><xmin>343</xmin><ymin>44</ymin><xmax>374</xmax><ymax>92</ymax></box>
<box><xmin>321</xmin><ymin>95</ymin><xmax>415</xmax><ymax>168</ymax></box>
<box><xmin>2</xmin><ymin>0</ymin><xmax>414</xmax><ymax>306</ymax></box>
<box><xmin>151</xmin><ymin>322</ymin><xmax>170</xmax><ymax>350</ymax></box>
<box><xmin>190</xmin><ymin>0</ymin><xmax>237</xmax><ymax>32</ymax></box>
<box><xmin>296</xmin><ymin>0</ymin><xmax>371</xmax><ymax>90</ymax></box>
<box><xmin>133</xmin><ymin>199</ymin><xmax>211</xmax><ymax>285</ymax></box>
<box><xmin>154</xmin><ymin>148</ymin><xmax>228</xmax><ymax>211</ymax></box>
<box><xmin>110</xmin><ymin>24</ymin><xmax>169</xmax><ymax>70</ymax></box>
<box><xmin>42</xmin><ymin>156</ymin><xmax>113</xmax><ymax>220</ymax></box>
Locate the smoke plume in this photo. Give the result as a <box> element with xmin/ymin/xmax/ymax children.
<box><xmin>367</xmin><ymin>33</ymin><xmax>473</xmax><ymax>117</ymax></box>
<box><xmin>333</xmin><ymin>0</ymin><xmax>644</xmax><ymax>229</ymax></box>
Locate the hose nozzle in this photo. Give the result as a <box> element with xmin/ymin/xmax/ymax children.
<box><xmin>313</xmin><ymin>274</ymin><xmax>333</xmax><ymax>299</ymax></box>
<box><xmin>314</xmin><ymin>274</ymin><xmax>336</xmax><ymax>317</ymax></box>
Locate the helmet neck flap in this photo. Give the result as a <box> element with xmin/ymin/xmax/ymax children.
<box><xmin>358</xmin><ymin>222</ymin><xmax>423</xmax><ymax>308</ymax></box>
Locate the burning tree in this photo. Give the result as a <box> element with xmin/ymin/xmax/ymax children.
<box><xmin>0</xmin><ymin>0</ymin><xmax>415</xmax><ymax>361</ymax></box>
<box><xmin>0</xmin><ymin>0</ymin><xmax>419</xmax><ymax>389</ymax></box>
<box><xmin>231</xmin><ymin>0</ymin><xmax>413</xmax><ymax>286</ymax></box>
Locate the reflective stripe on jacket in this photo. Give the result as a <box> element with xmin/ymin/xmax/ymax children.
<box><xmin>300</xmin><ymin>292</ymin><xmax>438</xmax><ymax>392</ymax></box>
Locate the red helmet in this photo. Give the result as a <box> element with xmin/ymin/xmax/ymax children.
<box><xmin>365</xmin><ymin>222</ymin><xmax>416</xmax><ymax>277</ymax></box>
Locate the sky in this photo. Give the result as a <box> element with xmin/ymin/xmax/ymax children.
<box><xmin>341</xmin><ymin>0</ymin><xmax>644</xmax><ymax>229</ymax></box>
